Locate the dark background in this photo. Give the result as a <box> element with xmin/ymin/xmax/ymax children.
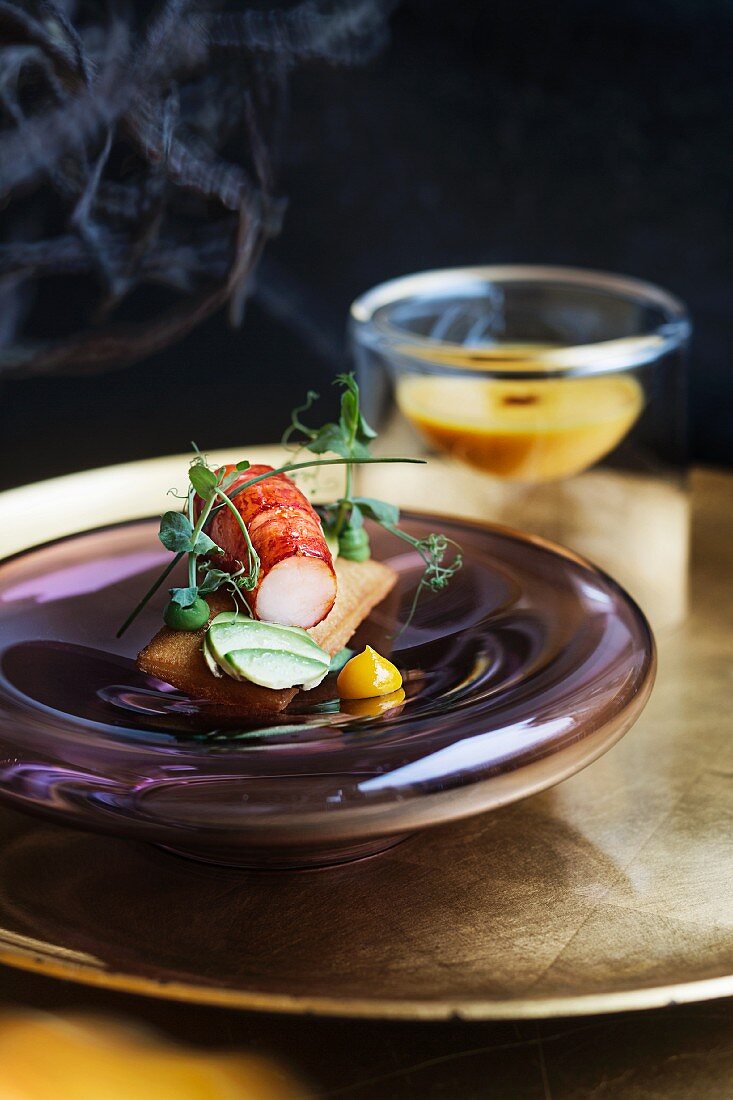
<box><xmin>1</xmin><ymin>0</ymin><xmax>731</xmax><ymax>488</ymax></box>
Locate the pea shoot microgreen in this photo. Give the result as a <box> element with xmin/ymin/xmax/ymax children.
<box><xmin>284</xmin><ymin>374</ymin><xmax>462</xmax><ymax>629</ymax></box>
<box><xmin>117</xmin><ymin>374</ymin><xmax>461</xmax><ymax>637</ymax></box>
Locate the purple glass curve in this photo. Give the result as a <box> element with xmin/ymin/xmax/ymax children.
<box><xmin>0</xmin><ymin>515</ymin><xmax>655</xmax><ymax>868</ymax></box>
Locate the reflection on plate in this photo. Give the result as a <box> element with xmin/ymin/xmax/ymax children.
<box><xmin>0</xmin><ymin>513</ymin><xmax>654</xmax><ymax>868</ymax></box>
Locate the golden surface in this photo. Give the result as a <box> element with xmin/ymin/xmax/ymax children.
<box><xmin>0</xmin><ymin>457</ymin><xmax>730</xmax><ymax>1020</ymax></box>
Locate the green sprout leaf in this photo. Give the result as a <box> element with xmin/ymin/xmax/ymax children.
<box><xmin>307</xmin><ymin>422</ymin><xmax>353</xmax><ymax>458</ymax></box>
<box><xmin>192</xmin><ymin>530</ymin><xmax>222</xmax><ymax>556</ymax></box>
<box><xmin>159</xmin><ymin>511</ymin><xmax>194</xmax><ymax>552</ymax></box>
<box><xmin>282</xmin><ymin>374</ymin><xmax>377</xmax><ymax>463</ymax></box>
<box><xmin>169</xmin><ymin>585</ymin><xmax>199</xmax><ymax>608</ymax></box>
<box><xmin>159</xmin><ymin>511</ymin><xmax>221</xmax><ymax>556</ymax></box>
<box><xmin>197</xmin><ymin>567</ymin><xmax>236</xmax><ymax>594</ymax></box>
<box><xmin>340</xmin><ymin>387</ymin><xmax>357</xmax><ymax>431</ymax></box>
<box><xmin>189</xmin><ymin>464</ymin><xmax>218</xmax><ymax>497</ymax></box>
<box><xmin>337</xmin><ymin>372</ymin><xmax>377</xmax><ymax>445</ymax></box>
<box><xmin>197</xmin><ymin>567</ymin><xmax>233</xmax><ymax>595</ymax></box>
<box><xmin>351</xmin><ymin>496</ymin><xmax>400</xmax><ymax>527</ymax></box>
<box><xmin>218</xmin><ymin>460</ymin><xmax>252</xmax><ymax>493</ymax></box>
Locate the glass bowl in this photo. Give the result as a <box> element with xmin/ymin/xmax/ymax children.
<box><xmin>351</xmin><ymin>266</ymin><xmax>690</xmax><ymax>629</ymax></box>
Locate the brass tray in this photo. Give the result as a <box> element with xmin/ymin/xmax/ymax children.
<box><xmin>0</xmin><ymin>457</ymin><xmax>730</xmax><ymax>1019</ymax></box>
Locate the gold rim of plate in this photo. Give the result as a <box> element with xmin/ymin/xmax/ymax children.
<box><xmin>0</xmin><ymin>456</ymin><xmax>730</xmax><ymax>1019</ymax></box>
<box><xmin>1</xmin><ymin>939</ymin><xmax>733</xmax><ymax>1020</ymax></box>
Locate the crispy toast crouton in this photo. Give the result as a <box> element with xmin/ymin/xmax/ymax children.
<box><xmin>137</xmin><ymin>558</ymin><xmax>397</xmax><ymax>717</ymax></box>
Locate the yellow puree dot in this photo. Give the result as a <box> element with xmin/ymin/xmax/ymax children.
<box><xmin>337</xmin><ymin>646</ymin><xmax>403</xmax><ymax>700</ymax></box>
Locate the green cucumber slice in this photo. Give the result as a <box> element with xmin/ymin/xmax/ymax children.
<box><xmin>209</xmin><ymin>614</ymin><xmax>329</xmax><ymax>662</ymax></box>
<box><xmin>225</xmin><ymin>647</ymin><xmax>329</xmax><ymax>690</ymax></box>
<box><xmin>202</xmin><ymin>634</ymin><xmax>223</xmax><ymax>678</ymax></box>
<box><xmin>204</xmin><ymin>615</ymin><xmax>331</xmax><ymax>690</ymax></box>
<box><xmin>211</xmin><ymin>612</ymin><xmax>323</xmax><ymax>645</ymax></box>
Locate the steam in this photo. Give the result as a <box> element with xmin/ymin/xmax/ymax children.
<box><xmin>207</xmin><ymin>1</ymin><xmax>393</xmax><ymax>64</ymax></box>
<box><xmin>0</xmin><ymin>0</ymin><xmax>395</xmax><ymax>378</ymax></box>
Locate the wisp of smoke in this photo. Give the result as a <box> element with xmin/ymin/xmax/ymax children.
<box><xmin>0</xmin><ymin>0</ymin><xmax>395</xmax><ymax>378</ymax></box>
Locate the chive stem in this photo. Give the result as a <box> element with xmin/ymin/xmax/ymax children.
<box><xmin>116</xmin><ymin>552</ymin><xmax>184</xmax><ymax>638</ymax></box>
<box><xmin>210</xmin><ymin>456</ymin><xmax>424</xmax><ymax>521</ymax></box>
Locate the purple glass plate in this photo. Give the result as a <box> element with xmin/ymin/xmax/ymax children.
<box><xmin>0</xmin><ymin>514</ymin><xmax>654</xmax><ymax>868</ymax></box>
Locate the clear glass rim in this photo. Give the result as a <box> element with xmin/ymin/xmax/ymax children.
<box><xmin>349</xmin><ymin>265</ymin><xmax>691</xmax><ymax>378</ymax></box>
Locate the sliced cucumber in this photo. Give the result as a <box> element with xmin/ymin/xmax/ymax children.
<box><xmin>209</xmin><ymin>614</ymin><xmax>327</xmax><ymax>659</ymax></box>
<box><xmin>212</xmin><ymin>612</ymin><xmax>321</xmax><ymax>644</ymax></box>
<box><xmin>204</xmin><ymin>614</ymin><xmax>330</xmax><ymax>690</ymax></box>
<box><xmin>225</xmin><ymin>648</ymin><xmax>329</xmax><ymax>690</ymax></box>
<box><xmin>202</xmin><ymin>634</ymin><xmax>223</xmax><ymax>678</ymax></box>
